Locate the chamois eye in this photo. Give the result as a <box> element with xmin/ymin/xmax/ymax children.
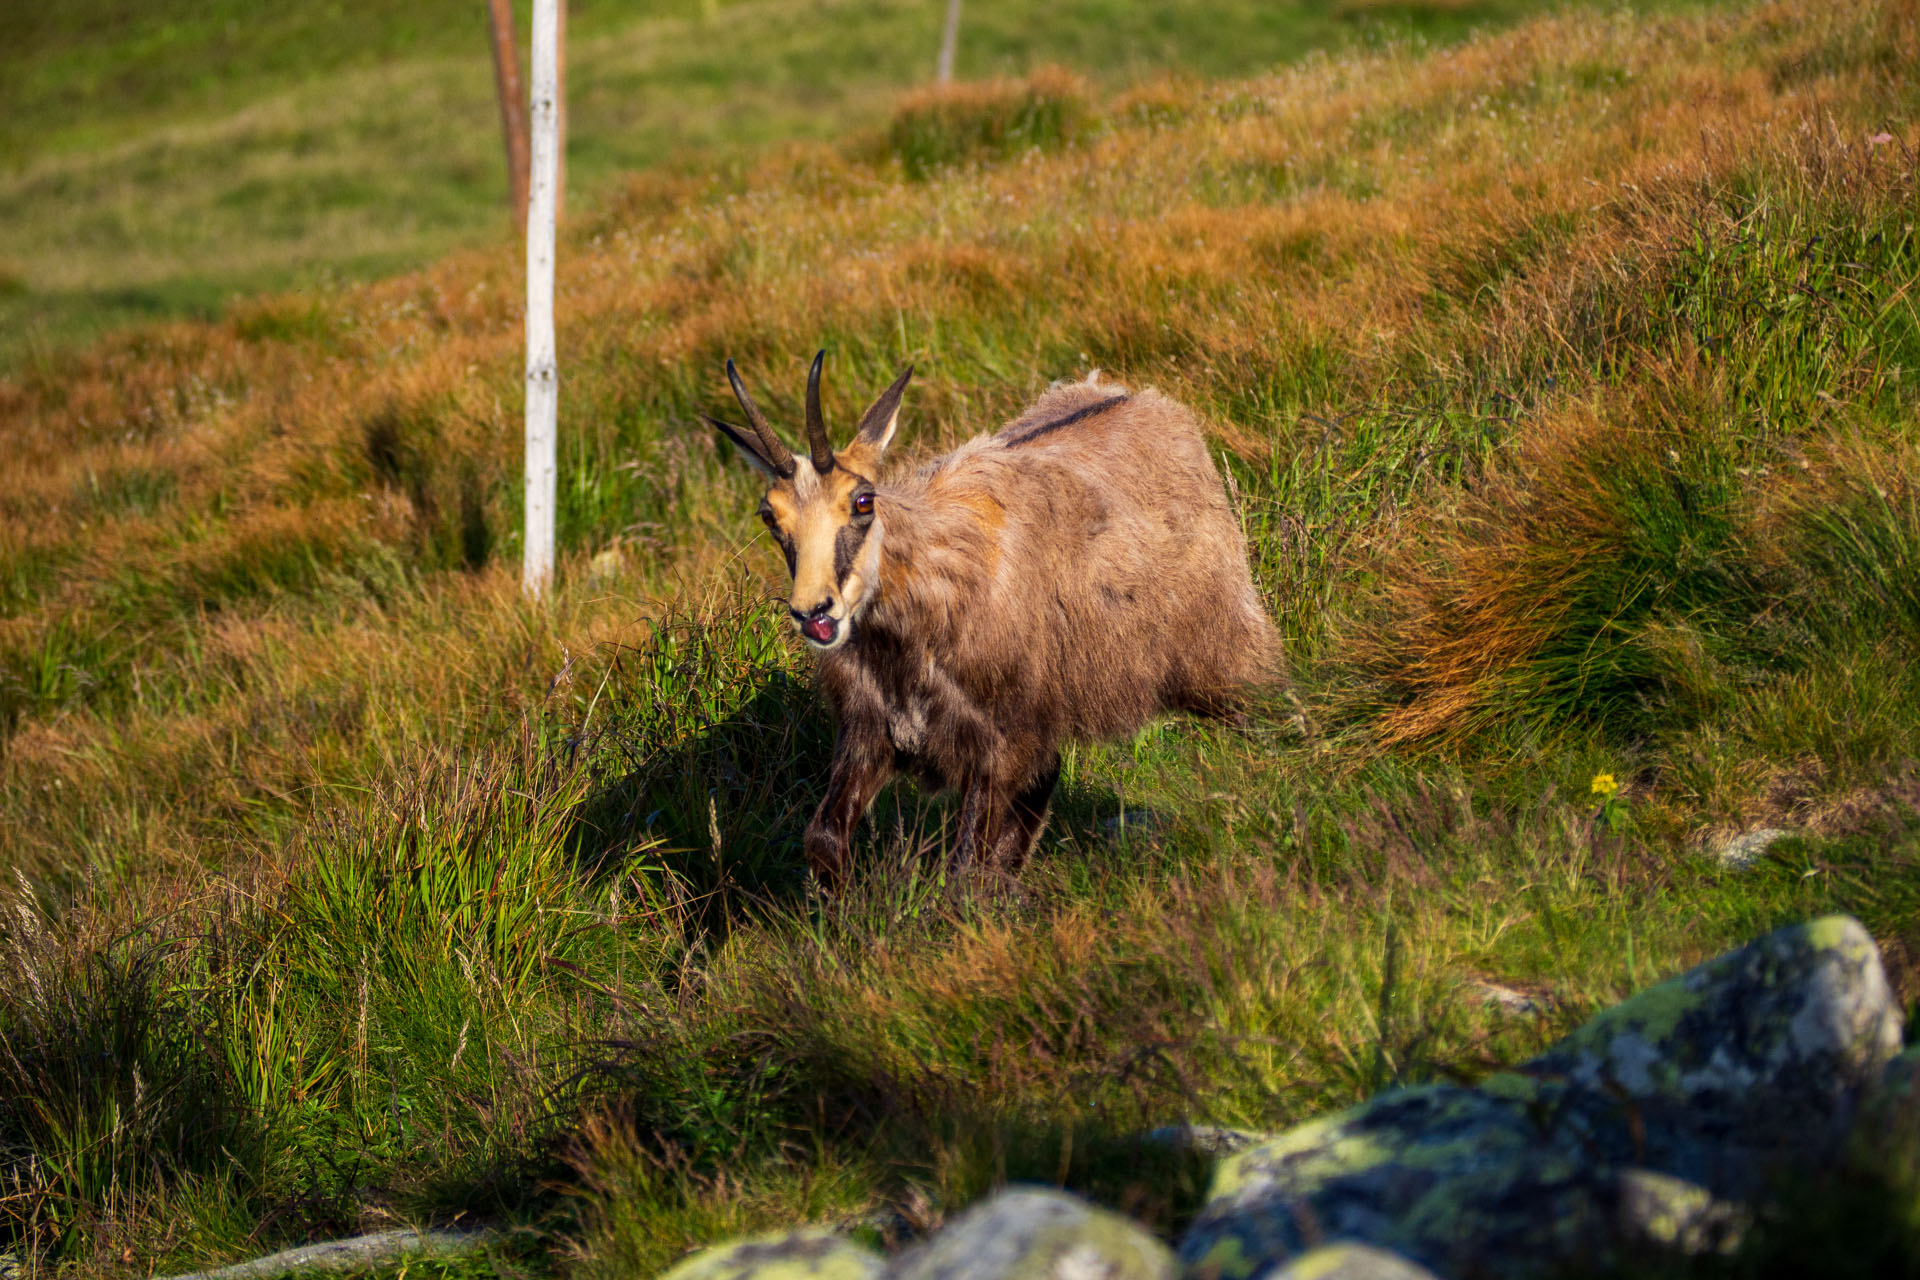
<box><xmin>758</xmin><ymin>509</ymin><xmax>778</xmax><ymax>531</ymax></box>
<box><xmin>852</xmin><ymin>491</ymin><xmax>875</xmax><ymax>517</ymax></box>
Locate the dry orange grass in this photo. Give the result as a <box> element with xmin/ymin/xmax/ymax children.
<box><xmin>1</xmin><ymin>0</ymin><xmax>1914</xmax><ymax>883</ymax></box>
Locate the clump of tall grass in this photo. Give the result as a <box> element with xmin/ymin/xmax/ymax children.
<box><xmin>0</xmin><ymin>879</ymin><xmax>251</xmax><ymax>1255</ymax></box>
<box><xmin>1354</xmin><ymin>151</ymin><xmax>1920</xmax><ymax>761</ymax></box>
<box><xmin>573</xmin><ymin>601</ymin><xmax>830</xmax><ymax>904</ymax></box>
<box><xmin>886</xmin><ymin>67</ymin><xmax>1095</xmax><ymax>179</ymax></box>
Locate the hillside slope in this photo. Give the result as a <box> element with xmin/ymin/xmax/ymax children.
<box><xmin>0</xmin><ymin>0</ymin><xmax>1644</xmax><ymax>368</ymax></box>
<box><xmin>2</xmin><ymin>0</ymin><xmax>1919</xmax><ymax>1273</ymax></box>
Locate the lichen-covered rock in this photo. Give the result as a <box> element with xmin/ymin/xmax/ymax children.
<box><xmin>1180</xmin><ymin>917</ymin><xmax>1899</xmax><ymax>1280</ymax></box>
<box><xmin>1614</xmin><ymin>1168</ymin><xmax>1746</xmax><ymax>1255</ymax></box>
<box><xmin>1513</xmin><ymin>914</ymin><xmax>1901</xmax><ymax>1193</ymax></box>
<box><xmin>1178</xmin><ymin>1085</ymin><xmax>1612</xmax><ymax>1280</ymax></box>
<box><xmin>889</xmin><ymin>1187</ymin><xmax>1174</xmax><ymax>1280</ymax></box>
<box><xmin>660</xmin><ymin>1230</ymin><xmax>883</xmax><ymax>1280</ymax></box>
<box><xmin>1255</xmin><ymin>1242</ymin><xmax>1440</xmax><ymax>1279</ymax></box>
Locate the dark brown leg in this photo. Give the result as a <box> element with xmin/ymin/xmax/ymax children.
<box><xmin>803</xmin><ymin>730</ymin><xmax>894</xmax><ymax>890</ymax></box>
<box><xmin>991</xmin><ymin>754</ymin><xmax>1060</xmax><ymax>872</ymax></box>
<box><xmin>951</xmin><ymin>777</ymin><xmax>1004</xmax><ymax>871</ymax></box>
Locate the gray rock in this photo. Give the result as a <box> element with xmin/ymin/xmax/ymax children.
<box><xmin>159</xmin><ymin>1229</ymin><xmax>495</xmax><ymax>1279</ymax></box>
<box><xmin>1251</xmin><ymin>1251</ymin><xmax>1436</xmax><ymax>1280</ymax></box>
<box><xmin>1178</xmin><ymin>1085</ymin><xmax>1612</xmax><ymax>1280</ymax></box>
<box><xmin>1139</xmin><ymin>1123</ymin><xmax>1268</xmax><ymax>1159</ymax></box>
<box><xmin>660</xmin><ymin>1230</ymin><xmax>883</xmax><ymax>1280</ymax></box>
<box><xmin>1254</xmin><ymin>1242</ymin><xmax>1440</xmax><ymax>1279</ymax></box>
<box><xmin>890</xmin><ymin>1187</ymin><xmax>1175</xmax><ymax>1280</ymax></box>
<box><xmin>1465</xmin><ymin>979</ymin><xmax>1547</xmax><ymax>1016</ymax></box>
<box><xmin>1713</xmin><ymin>827</ymin><xmax>1794</xmax><ymax>870</ymax></box>
<box><xmin>1496</xmin><ymin>913</ymin><xmax>1901</xmax><ymax>1194</ymax></box>
<box><xmin>1181</xmin><ymin>916</ymin><xmax>1898</xmax><ymax>1280</ymax></box>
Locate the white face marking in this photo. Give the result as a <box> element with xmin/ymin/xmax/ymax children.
<box><xmin>791</xmin><ymin>457</ymin><xmax>823</xmax><ymax>502</ymax></box>
<box><xmin>845</xmin><ymin>516</ymin><xmax>884</xmax><ymax>619</ymax></box>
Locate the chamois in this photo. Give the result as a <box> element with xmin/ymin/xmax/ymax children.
<box><xmin>706</xmin><ymin>352</ymin><xmax>1277</xmax><ymax>885</ymax></box>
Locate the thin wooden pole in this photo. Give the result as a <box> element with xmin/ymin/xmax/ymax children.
<box><xmin>485</xmin><ymin>0</ymin><xmax>529</xmax><ymax>233</ymax></box>
<box><xmin>937</xmin><ymin>0</ymin><xmax>961</xmax><ymax>84</ymax></box>
<box><xmin>524</xmin><ymin>0</ymin><xmax>559</xmax><ymax>599</ymax></box>
<box><xmin>555</xmin><ymin>0</ymin><xmax>568</xmax><ymax>224</ymax></box>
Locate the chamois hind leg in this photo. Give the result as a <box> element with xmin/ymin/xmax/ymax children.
<box><xmin>804</xmin><ymin>729</ymin><xmax>894</xmax><ymax>890</ymax></box>
<box><xmin>991</xmin><ymin>754</ymin><xmax>1060</xmax><ymax>873</ymax></box>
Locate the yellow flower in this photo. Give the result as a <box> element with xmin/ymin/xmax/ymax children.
<box><xmin>1589</xmin><ymin>772</ymin><xmax>1619</xmax><ymax>799</ymax></box>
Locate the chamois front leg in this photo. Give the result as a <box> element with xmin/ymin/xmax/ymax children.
<box><xmin>951</xmin><ymin>777</ymin><xmax>1004</xmax><ymax>872</ymax></box>
<box><xmin>804</xmin><ymin>724</ymin><xmax>894</xmax><ymax>889</ymax></box>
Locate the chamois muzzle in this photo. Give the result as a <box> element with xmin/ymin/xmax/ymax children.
<box><xmin>795</xmin><ymin>604</ymin><xmax>840</xmax><ymax>647</ymax></box>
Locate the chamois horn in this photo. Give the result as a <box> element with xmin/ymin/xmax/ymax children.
<box><xmin>804</xmin><ymin>350</ymin><xmax>835</xmax><ymax>474</ymax></box>
<box><xmin>725</xmin><ymin>358</ymin><xmax>796</xmax><ymax>477</ymax></box>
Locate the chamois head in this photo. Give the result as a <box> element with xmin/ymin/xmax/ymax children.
<box><xmin>706</xmin><ymin>352</ymin><xmax>913</xmax><ymax>651</ymax></box>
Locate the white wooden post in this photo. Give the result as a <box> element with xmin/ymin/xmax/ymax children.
<box><xmin>937</xmin><ymin>0</ymin><xmax>962</xmax><ymax>84</ymax></box>
<box><xmin>523</xmin><ymin>0</ymin><xmax>560</xmax><ymax>599</ymax></box>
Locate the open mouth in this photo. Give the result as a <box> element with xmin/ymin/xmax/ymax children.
<box><xmin>800</xmin><ymin>613</ymin><xmax>841</xmax><ymax>646</ymax></box>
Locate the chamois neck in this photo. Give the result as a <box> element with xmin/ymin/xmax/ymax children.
<box><xmin>856</xmin><ymin>469</ymin><xmax>995</xmax><ymax>650</ymax></box>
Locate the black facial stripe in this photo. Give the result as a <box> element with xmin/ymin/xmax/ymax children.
<box><xmin>833</xmin><ymin>521</ymin><xmax>868</xmax><ymax>583</ymax></box>
<box><xmin>1002</xmin><ymin>394</ymin><xmax>1130</xmax><ymax>448</ymax></box>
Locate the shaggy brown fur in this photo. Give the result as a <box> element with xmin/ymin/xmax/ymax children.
<box><xmin>709</xmin><ymin>357</ymin><xmax>1277</xmax><ymax>885</ymax></box>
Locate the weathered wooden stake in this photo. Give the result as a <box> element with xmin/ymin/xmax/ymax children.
<box><xmin>937</xmin><ymin>0</ymin><xmax>962</xmax><ymax>84</ymax></box>
<box><xmin>556</xmin><ymin>0</ymin><xmax>568</xmax><ymax>224</ymax></box>
<box><xmin>485</xmin><ymin>0</ymin><xmax>529</xmax><ymax>232</ymax></box>
<box><xmin>523</xmin><ymin>0</ymin><xmax>560</xmax><ymax>599</ymax></box>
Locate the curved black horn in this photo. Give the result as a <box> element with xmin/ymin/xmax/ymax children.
<box><xmin>804</xmin><ymin>350</ymin><xmax>835</xmax><ymax>474</ymax></box>
<box><xmin>726</xmin><ymin>358</ymin><xmax>796</xmax><ymax>477</ymax></box>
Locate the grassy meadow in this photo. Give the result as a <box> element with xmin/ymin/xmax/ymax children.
<box><xmin>0</xmin><ymin>0</ymin><xmax>1665</xmax><ymax>370</ymax></box>
<box><xmin>5</xmin><ymin>0</ymin><xmax>1920</xmax><ymax>1274</ymax></box>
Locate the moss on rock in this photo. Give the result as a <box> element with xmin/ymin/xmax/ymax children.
<box><xmin>1179</xmin><ymin>1085</ymin><xmax>1610</xmax><ymax>1280</ymax></box>
<box><xmin>658</xmin><ymin>1230</ymin><xmax>883</xmax><ymax>1280</ymax></box>
<box><xmin>891</xmin><ymin>1187</ymin><xmax>1175</xmax><ymax>1280</ymax></box>
<box><xmin>1179</xmin><ymin>916</ymin><xmax>1902</xmax><ymax>1280</ymax></box>
<box><xmin>1259</xmin><ymin>1243</ymin><xmax>1441</xmax><ymax>1279</ymax></box>
<box><xmin>1519</xmin><ymin>914</ymin><xmax>1902</xmax><ymax>1193</ymax></box>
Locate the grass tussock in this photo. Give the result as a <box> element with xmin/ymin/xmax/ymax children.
<box><xmin>4</xmin><ymin>0</ymin><xmax>1920</xmax><ymax>1271</ymax></box>
<box><xmin>885</xmin><ymin>68</ymin><xmax>1096</xmax><ymax>179</ymax></box>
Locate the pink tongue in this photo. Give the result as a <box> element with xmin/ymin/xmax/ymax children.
<box><xmin>802</xmin><ymin>616</ymin><xmax>835</xmax><ymax>643</ymax></box>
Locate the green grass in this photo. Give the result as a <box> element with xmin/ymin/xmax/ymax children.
<box><xmin>0</xmin><ymin>0</ymin><xmax>1723</xmax><ymax>369</ymax></box>
<box><xmin>4</xmin><ymin>0</ymin><xmax>1920</xmax><ymax>1274</ymax></box>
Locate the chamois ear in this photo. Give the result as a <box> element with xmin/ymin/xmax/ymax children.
<box><xmin>852</xmin><ymin>365</ymin><xmax>914</xmax><ymax>457</ymax></box>
<box><xmin>704</xmin><ymin>415</ymin><xmax>781</xmax><ymax>480</ymax></box>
